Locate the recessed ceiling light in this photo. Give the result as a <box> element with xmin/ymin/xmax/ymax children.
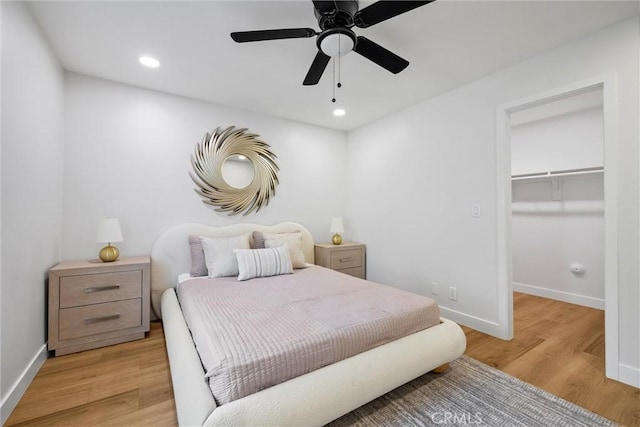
<box><xmin>139</xmin><ymin>56</ymin><xmax>160</xmax><ymax>68</ymax></box>
<box><xmin>333</xmin><ymin>108</ymin><xmax>346</xmax><ymax>117</ymax></box>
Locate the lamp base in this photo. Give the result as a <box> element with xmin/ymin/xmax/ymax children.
<box><xmin>99</xmin><ymin>245</ymin><xmax>120</xmax><ymax>262</ymax></box>
<box><xmin>331</xmin><ymin>233</ymin><xmax>343</xmax><ymax>245</ymax></box>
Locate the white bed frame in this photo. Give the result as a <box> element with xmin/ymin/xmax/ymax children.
<box><xmin>151</xmin><ymin>222</ymin><xmax>466</xmax><ymax>426</ymax></box>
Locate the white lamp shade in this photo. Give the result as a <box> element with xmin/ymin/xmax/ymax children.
<box><xmin>320</xmin><ymin>33</ymin><xmax>354</xmax><ymax>57</ymax></box>
<box><xmin>330</xmin><ymin>217</ymin><xmax>345</xmax><ymax>234</ymax></box>
<box><xmin>96</xmin><ymin>218</ymin><xmax>123</xmax><ymax>243</ymax></box>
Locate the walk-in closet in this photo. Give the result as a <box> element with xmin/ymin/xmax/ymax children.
<box><xmin>510</xmin><ymin>89</ymin><xmax>604</xmax><ymax>310</ymax></box>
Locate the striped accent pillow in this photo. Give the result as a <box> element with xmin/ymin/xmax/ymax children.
<box><xmin>234</xmin><ymin>245</ymin><xmax>293</xmax><ymax>281</ymax></box>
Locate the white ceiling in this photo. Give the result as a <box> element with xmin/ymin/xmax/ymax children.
<box><xmin>28</xmin><ymin>1</ymin><xmax>638</xmax><ymax>131</ymax></box>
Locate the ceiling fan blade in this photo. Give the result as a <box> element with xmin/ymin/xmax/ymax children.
<box><xmin>303</xmin><ymin>51</ymin><xmax>331</xmax><ymax>85</ymax></box>
<box><xmin>230</xmin><ymin>28</ymin><xmax>316</xmax><ymax>43</ymax></box>
<box><xmin>354</xmin><ymin>1</ymin><xmax>434</xmax><ymax>28</ymax></box>
<box><xmin>353</xmin><ymin>36</ymin><xmax>409</xmax><ymax>74</ymax></box>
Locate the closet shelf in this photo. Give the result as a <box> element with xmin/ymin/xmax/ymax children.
<box><xmin>511</xmin><ymin>166</ymin><xmax>603</xmax><ymax>201</ymax></box>
<box><xmin>511</xmin><ymin>166</ymin><xmax>603</xmax><ymax>182</ymax></box>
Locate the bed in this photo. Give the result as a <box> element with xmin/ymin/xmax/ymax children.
<box><xmin>151</xmin><ymin>222</ymin><xmax>466</xmax><ymax>426</ymax></box>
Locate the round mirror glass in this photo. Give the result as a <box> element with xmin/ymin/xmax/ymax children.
<box><xmin>222</xmin><ymin>155</ymin><xmax>255</xmax><ymax>189</ymax></box>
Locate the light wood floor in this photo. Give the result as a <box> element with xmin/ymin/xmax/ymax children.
<box><xmin>463</xmin><ymin>292</ymin><xmax>639</xmax><ymax>426</ymax></box>
<box><xmin>5</xmin><ymin>323</ymin><xmax>177</xmax><ymax>427</ymax></box>
<box><xmin>6</xmin><ymin>293</ymin><xmax>639</xmax><ymax>426</ymax></box>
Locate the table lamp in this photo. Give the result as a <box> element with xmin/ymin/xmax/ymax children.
<box><xmin>330</xmin><ymin>217</ymin><xmax>344</xmax><ymax>245</ymax></box>
<box><xmin>96</xmin><ymin>218</ymin><xmax>123</xmax><ymax>262</ymax></box>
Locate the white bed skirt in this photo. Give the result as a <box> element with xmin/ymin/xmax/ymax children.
<box><xmin>161</xmin><ymin>287</ymin><xmax>466</xmax><ymax>426</ymax></box>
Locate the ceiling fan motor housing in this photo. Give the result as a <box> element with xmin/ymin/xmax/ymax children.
<box><xmin>314</xmin><ymin>1</ymin><xmax>359</xmax><ymax>30</ymax></box>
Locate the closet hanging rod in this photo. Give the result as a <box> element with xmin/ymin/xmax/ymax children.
<box><xmin>511</xmin><ymin>166</ymin><xmax>603</xmax><ymax>181</ymax></box>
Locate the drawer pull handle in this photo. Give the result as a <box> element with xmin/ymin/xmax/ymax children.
<box><xmin>84</xmin><ymin>285</ymin><xmax>120</xmax><ymax>293</ymax></box>
<box><xmin>84</xmin><ymin>314</ymin><xmax>120</xmax><ymax>325</ymax></box>
<box><xmin>339</xmin><ymin>257</ymin><xmax>354</xmax><ymax>263</ymax></box>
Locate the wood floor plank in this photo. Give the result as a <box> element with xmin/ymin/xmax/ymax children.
<box><xmin>101</xmin><ymin>399</ymin><xmax>177</xmax><ymax>427</ymax></box>
<box><xmin>6</xmin><ymin>295</ymin><xmax>639</xmax><ymax>426</ymax></box>
<box><xmin>5</xmin><ymin>384</ymin><xmax>94</xmax><ymax>425</ymax></box>
<box><xmin>137</xmin><ymin>364</ymin><xmax>175</xmax><ymax>410</ymax></box>
<box><xmin>7</xmin><ymin>390</ymin><xmax>140</xmax><ymax>427</ymax></box>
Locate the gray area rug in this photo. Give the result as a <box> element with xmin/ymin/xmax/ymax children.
<box><xmin>328</xmin><ymin>355</ymin><xmax>616</xmax><ymax>427</ymax></box>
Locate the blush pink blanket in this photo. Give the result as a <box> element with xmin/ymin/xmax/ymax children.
<box><xmin>177</xmin><ymin>265</ymin><xmax>440</xmax><ymax>405</ymax></box>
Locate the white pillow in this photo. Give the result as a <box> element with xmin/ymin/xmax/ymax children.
<box><xmin>263</xmin><ymin>231</ymin><xmax>307</xmax><ymax>269</ymax></box>
<box><xmin>200</xmin><ymin>233</ymin><xmax>251</xmax><ymax>278</ymax></box>
<box><xmin>234</xmin><ymin>246</ymin><xmax>293</xmax><ymax>281</ymax></box>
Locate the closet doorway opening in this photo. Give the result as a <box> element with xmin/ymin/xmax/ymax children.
<box><xmin>510</xmin><ymin>89</ymin><xmax>604</xmax><ymax>309</ymax></box>
<box><xmin>495</xmin><ymin>76</ymin><xmax>620</xmax><ymax>382</ymax></box>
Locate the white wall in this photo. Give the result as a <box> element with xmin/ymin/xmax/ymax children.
<box><xmin>1</xmin><ymin>2</ymin><xmax>65</xmax><ymax>422</ymax></box>
<box><xmin>511</xmin><ymin>107</ymin><xmax>605</xmax><ymax>308</ymax></box>
<box><xmin>511</xmin><ymin>107</ymin><xmax>604</xmax><ymax>175</ymax></box>
<box><xmin>63</xmin><ymin>73</ymin><xmax>348</xmax><ymax>261</ymax></box>
<box><xmin>347</xmin><ymin>17</ymin><xmax>639</xmax><ymax>384</ymax></box>
<box><xmin>512</xmin><ymin>175</ymin><xmax>604</xmax><ymax>308</ymax></box>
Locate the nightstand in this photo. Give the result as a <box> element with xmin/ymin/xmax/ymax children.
<box><xmin>314</xmin><ymin>242</ymin><xmax>366</xmax><ymax>279</ymax></box>
<box><xmin>48</xmin><ymin>256</ymin><xmax>150</xmax><ymax>356</ymax></box>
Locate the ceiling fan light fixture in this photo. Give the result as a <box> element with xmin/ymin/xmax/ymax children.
<box><xmin>317</xmin><ymin>29</ymin><xmax>356</xmax><ymax>57</ymax></box>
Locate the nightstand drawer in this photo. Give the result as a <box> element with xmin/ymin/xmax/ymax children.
<box><xmin>315</xmin><ymin>243</ymin><xmax>366</xmax><ymax>280</ymax></box>
<box><xmin>60</xmin><ymin>271</ymin><xmax>142</xmax><ymax>308</ymax></box>
<box><xmin>330</xmin><ymin>249</ymin><xmax>363</xmax><ymax>269</ymax></box>
<box><xmin>59</xmin><ymin>299</ymin><xmax>142</xmax><ymax>341</ymax></box>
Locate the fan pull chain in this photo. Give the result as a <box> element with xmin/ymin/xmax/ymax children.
<box><xmin>337</xmin><ymin>35</ymin><xmax>342</xmax><ymax>89</ymax></box>
<box><xmin>331</xmin><ymin>36</ymin><xmax>342</xmax><ymax>103</ymax></box>
<box><xmin>337</xmin><ymin>61</ymin><xmax>342</xmax><ymax>88</ymax></box>
<box><xmin>332</xmin><ymin>57</ymin><xmax>336</xmax><ymax>103</ymax></box>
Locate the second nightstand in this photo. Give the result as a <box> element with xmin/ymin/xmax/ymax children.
<box><xmin>314</xmin><ymin>242</ymin><xmax>366</xmax><ymax>279</ymax></box>
<box><xmin>48</xmin><ymin>256</ymin><xmax>150</xmax><ymax>356</ymax></box>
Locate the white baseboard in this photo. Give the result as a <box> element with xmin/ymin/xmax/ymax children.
<box><xmin>439</xmin><ymin>306</ymin><xmax>505</xmax><ymax>339</ymax></box>
<box><xmin>0</xmin><ymin>344</ymin><xmax>48</xmax><ymax>425</ymax></box>
<box><xmin>618</xmin><ymin>363</ymin><xmax>640</xmax><ymax>388</ymax></box>
<box><xmin>513</xmin><ymin>282</ymin><xmax>604</xmax><ymax>310</ymax></box>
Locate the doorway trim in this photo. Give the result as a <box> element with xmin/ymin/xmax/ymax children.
<box><xmin>495</xmin><ymin>74</ymin><xmax>619</xmax><ymax>380</ymax></box>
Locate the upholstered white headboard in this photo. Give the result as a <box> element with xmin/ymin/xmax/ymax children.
<box><xmin>150</xmin><ymin>222</ymin><xmax>315</xmax><ymax>318</ymax></box>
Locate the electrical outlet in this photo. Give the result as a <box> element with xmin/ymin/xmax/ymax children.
<box><xmin>431</xmin><ymin>282</ymin><xmax>439</xmax><ymax>295</ymax></box>
<box><xmin>448</xmin><ymin>286</ymin><xmax>458</xmax><ymax>301</ymax></box>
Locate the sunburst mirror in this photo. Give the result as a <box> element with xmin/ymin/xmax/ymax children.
<box><xmin>189</xmin><ymin>126</ymin><xmax>279</xmax><ymax>216</ymax></box>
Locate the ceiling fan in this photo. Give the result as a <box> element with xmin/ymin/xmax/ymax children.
<box><xmin>230</xmin><ymin>1</ymin><xmax>434</xmax><ymax>86</ymax></box>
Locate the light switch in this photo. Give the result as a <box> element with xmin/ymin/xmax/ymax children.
<box><xmin>471</xmin><ymin>203</ymin><xmax>481</xmax><ymax>218</ymax></box>
<box><xmin>431</xmin><ymin>282</ymin><xmax>439</xmax><ymax>295</ymax></box>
